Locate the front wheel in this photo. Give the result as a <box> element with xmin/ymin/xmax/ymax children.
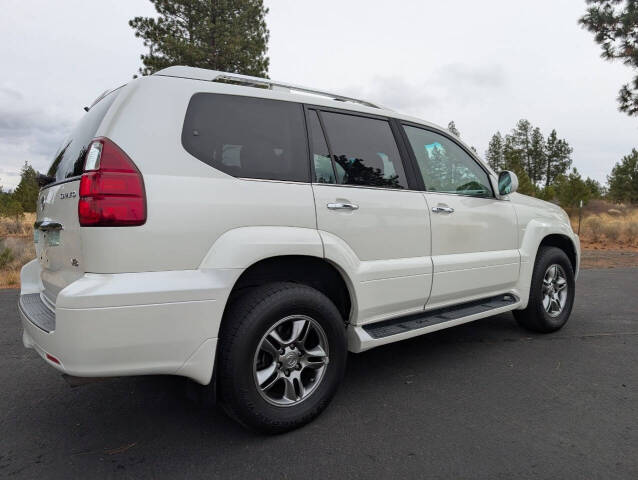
<box><xmin>217</xmin><ymin>282</ymin><xmax>347</xmax><ymax>433</ymax></box>
<box><xmin>514</xmin><ymin>246</ymin><xmax>575</xmax><ymax>333</ymax></box>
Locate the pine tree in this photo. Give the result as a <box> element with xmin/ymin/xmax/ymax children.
<box><xmin>447</xmin><ymin>121</ymin><xmax>460</xmax><ymax>138</ymax></box>
<box><xmin>501</xmin><ymin>134</ymin><xmax>535</xmax><ymax>195</ymax></box>
<box><xmin>607</xmin><ymin>148</ymin><xmax>638</xmax><ymax>203</ymax></box>
<box><xmin>485</xmin><ymin>132</ymin><xmax>505</xmax><ymax>171</ymax></box>
<box><xmin>529</xmin><ymin>127</ymin><xmax>545</xmax><ymax>185</ymax></box>
<box><xmin>507</xmin><ymin>159</ymin><xmax>536</xmax><ymax>196</ymax></box>
<box><xmin>503</xmin><ymin>133</ymin><xmax>520</xmax><ymax>170</ymax></box>
<box><xmin>584</xmin><ymin>177</ymin><xmax>604</xmax><ymax>199</ymax></box>
<box><xmin>130</xmin><ymin>0</ymin><xmax>270</xmax><ymax>77</ymax></box>
<box><xmin>510</xmin><ymin>119</ymin><xmax>533</xmax><ymax>181</ymax></box>
<box><xmin>555</xmin><ymin>168</ymin><xmax>592</xmax><ymax>209</ymax></box>
<box><xmin>580</xmin><ymin>1</ymin><xmax>638</xmax><ymax>116</ymax></box>
<box><xmin>12</xmin><ymin>163</ymin><xmax>39</xmax><ymax>213</ymax></box>
<box><xmin>543</xmin><ymin>130</ymin><xmax>572</xmax><ymax>188</ymax></box>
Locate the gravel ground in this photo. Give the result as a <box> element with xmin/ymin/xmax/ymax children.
<box><xmin>580</xmin><ymin>249</ymin><xmax>638</xmax><ymax>269</ymax></box>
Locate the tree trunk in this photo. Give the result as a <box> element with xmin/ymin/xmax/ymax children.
<box><xmin>210</xmin><ymin>0</ymin><xmax>216</xmax><ymax>69</ymax></box>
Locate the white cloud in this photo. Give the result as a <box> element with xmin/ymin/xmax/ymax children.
<box><xmin>0</xmin><ymin>85</ymin><xmax>76</xmax><ymax>189</ymax></box>
<box><xmin>343</xmin><ymin>76</ymin><xmax>440</xmax><ymax>114</ymax></box>
<box><xmin>341</xmin><ymin>63</ymin><xmax>507</xmax><ymax>119</ymax></box>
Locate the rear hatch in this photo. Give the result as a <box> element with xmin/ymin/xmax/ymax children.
<box><xmin>36</xmin><ymin>90</ymin><xmax>120</xmax><ymax>306</ymax></box>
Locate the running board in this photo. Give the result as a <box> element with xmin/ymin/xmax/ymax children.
<box><xmin>363</xmin><ymin>294</ymin><xmax>517</xmax><ymax>339</ymax></box>
<box><xmin>345</xmin><ymin>294</ymin><xmax>519</xmax><ymax>354</ymax></box>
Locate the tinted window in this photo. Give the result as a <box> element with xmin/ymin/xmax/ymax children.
<box><xmin>308</xmin><ymin>110</ymin><xmax>347</xmax><ymax>184</ymax></box>
<box><xmin>403</xmin><ymin>126</ymin><xmax>492</xmax><ymax>197</ymax></box>
<box><xmin>47</xmin><ymin>90</ymin><xmax>119</xmax><ymax>182</ymax></box>
<box><xmin>182</xmin><ymin>94</ymin><xmax>309</xmax><ymax>182</ymax></box>
<box><xmin>320</xmin><ymin>112</ymin><xmax>407</xmax><ymax>189</ymax></box>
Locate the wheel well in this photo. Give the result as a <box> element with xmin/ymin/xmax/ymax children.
<box><xmin>539</xmin><ymin>234</ymin><xmax>577</xmax><ymax>272</ymax></box>
<box><xmin>226</xmin><ymin>256</ymin><xmax>352</xmax><ymax>323</ymax></box>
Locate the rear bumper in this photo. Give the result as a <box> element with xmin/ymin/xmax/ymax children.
<box><xmin>19</xmin><ymin>260</ymin><xmax>241</xmax><ymax>384</ymax></box>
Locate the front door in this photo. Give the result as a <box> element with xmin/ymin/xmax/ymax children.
<box><xmin>307</xmin><ymin>108</ymin><xmax>432</xmax><ymax>324</ymax></box>
<box><xmin>401</xmin><ymin>124</ymin><xmax>519</xmax><ymax>307</ymax></box>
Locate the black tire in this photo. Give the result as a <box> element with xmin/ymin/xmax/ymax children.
<box><xmin>217</xmin><ymin>282</ymin><xmax>347</xmax><ymax>434</ymax></box>
<box><xmin>514</xmin><ymin>246</ymin><xmax>575</xmax><ymax>333</ymax></box>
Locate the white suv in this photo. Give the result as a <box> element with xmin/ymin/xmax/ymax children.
<box><xmin>19</xmin><ymin>66</ymin><xmax>579</xmax><ymax>433</ymax></box>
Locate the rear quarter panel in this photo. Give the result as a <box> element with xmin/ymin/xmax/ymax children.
<box><xmin>83</xmin><ymin>75</ymin><xmax>317</xmax><ymax>273</ymax></box>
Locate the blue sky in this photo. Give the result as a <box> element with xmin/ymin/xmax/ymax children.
<box><xmin>0</xmin><ymin>0</ymin><xmax>636</xmax><ymax>189</ymax></box>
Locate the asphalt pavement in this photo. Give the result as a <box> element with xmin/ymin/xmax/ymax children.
<box><xmin>1</xmin><ymin>268</ymin><xmax>637</xmax><ymax>479</ymax></box>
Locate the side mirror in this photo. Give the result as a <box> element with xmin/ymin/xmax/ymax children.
<box><xmin>498</xmin><ymin>171</ymin><xmax>518</xmax><ymax>196</ymax></box>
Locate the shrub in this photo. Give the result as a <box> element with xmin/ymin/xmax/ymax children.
<box><xmin>4</xmin><ymin>269</ymin><xmax>20</xmax><ymax>287</ymax></box>
<box><xmin>0</xmin><ymin>198</ymin><xmax>24</xmax><ymax>228</ymax></box>
<box><xmin>11</xmin><ymin>238</ymin><xmax>34</xmax><ymax>266</ymax></box>
<box><xmin>601</xmin><ymin>221</ymin><xmax>622</xmax><ymax>242</ymax></box>
<box><xmin>0</xmin><ymin>245</ymin><xmax>14</xmax><ymax>269</ymax></box>
<box><xmin>626</xmin><ymin>222</ymin><xmax>638</xmax><ymax>244</ymax></box>
<box><xmin>584</xmin><ymin>216</ymin><xmax>603</xmax><ymax>242</ymax></box>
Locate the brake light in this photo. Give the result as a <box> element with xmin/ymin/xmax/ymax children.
<box><xmin>78</xmin><ymin>138</ymin><xmax>146</xmax><ymax>227</ymax></box>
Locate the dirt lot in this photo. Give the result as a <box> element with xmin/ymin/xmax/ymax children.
<box><xmin>580</xmin><ymin>249</ymin><xmax>638</xmax><ymax>269</ymax></box>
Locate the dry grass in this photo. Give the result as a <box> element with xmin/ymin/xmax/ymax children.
<box><xmin>573</xmin><ymin>206</ymin><xmax>638</xmax><ymax>251</ymax></box>
<box><xmin>626</xmin><ymin>221</ymin><xmax>638</xmax><ymax>244</ymax></box>
<box><xmin>0</xmin><ymin>269</ymin><xmax>21</xmax><ymax>288</ymax></box>
<box><xmin>0</xmin><ymin>212</ymin><xmax>35</xmax><ymax>237</ymax></box>
<box><xmin>0</xmin><ymin>212</ymin><xmax>36</xmax><ymax>288</ymax></box>
<box><xmin>0</xmin><ymin>237</ymin><xmax>35</xmax><ymax>288</ymax></box>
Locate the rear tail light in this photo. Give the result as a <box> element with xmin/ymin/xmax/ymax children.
<box><xmin>78</xmin><ymin>138</ymin><xmax>146</xmax><ymax>226</ymax></box>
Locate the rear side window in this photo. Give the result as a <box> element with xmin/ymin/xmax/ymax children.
<box><xmin>319</xmin><ymin>111</ymin><xmax>407</xmax><ymax>189</ymax></box>
<box><xmin>47</xmin><ymin>90</ymin><xmax>119</xmax><ymax>182</ymax></box>
<box><xmin>182</xmin><ymin>93</ymin><xmax>309</xmax><ymax>182</ymax></box>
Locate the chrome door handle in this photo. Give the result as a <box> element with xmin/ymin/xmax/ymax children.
<box><xmin>327</xmin><ymin>202</ymin><xmax>359</xmax><ymax>211</ymax></box>
<box><xmin>432</xmin><ymin>206</ymin><xmax>454</xmax><ymax>214</ymax></box>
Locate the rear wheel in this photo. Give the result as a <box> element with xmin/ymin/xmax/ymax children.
<box><xmin>514</xmin><ymin>246</ymin><xmax>575</xmax><ymax>333</ymax></box>
<box><xmin>217</xmin><ymin>282</ymin><xmax>347</xmax><ymax>433</ymax></box>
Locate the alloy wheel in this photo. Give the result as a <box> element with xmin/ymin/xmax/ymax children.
<box><xmin>253</xmin><ymin>315</ymin><xmax>329</xmax><ymax>407</ymax></box>
<box><xmin>542</xmin><ymin>264</ymin><xmax>568</xmax><ymax>317</ymax></box>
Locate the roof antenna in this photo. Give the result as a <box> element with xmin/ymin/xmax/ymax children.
<box><xmin>83</xmin><ymin>106</ymin><xmax>90</xmax><ymax>112</ymax></box>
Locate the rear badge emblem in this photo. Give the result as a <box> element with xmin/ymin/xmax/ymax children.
<box><xmin>71</xmin><ymin>258</ymin><xmax>79</xmax><ymax>267</ymax></box>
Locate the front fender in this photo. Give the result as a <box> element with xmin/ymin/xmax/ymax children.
<box><xmin>516</xmin><ymin>218</ymin><xmax>579</xmax><ymax>308</ymax></box>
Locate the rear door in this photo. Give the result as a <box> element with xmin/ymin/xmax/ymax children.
<box><xmin>308</xmin><ymin>108</ymin><xmax>432</xmax><ymax>323</ymax></box>
<box><xmin>401</xmin><ymin>124</ymin><xmax>519</xmax><ymax>307</ymax></box>
<box><xmin>36</xmin><ymin>91</ymin><xmax>120</xmax><ymax>306</ymax></box>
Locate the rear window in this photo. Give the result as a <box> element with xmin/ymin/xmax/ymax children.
<box><xmin>47</xmin><ymin>90</ymin><xmax>119</xmax><ymax>182</ymax></box>
<box><xmin>181</xmin><ymin>93</ymin><xmax>309</xmax><ymax>182</ymax></box>
<box><xmin>319</xmin><ymin>111</ymin><xmax>408</xmax><ymax>189</ymax></box>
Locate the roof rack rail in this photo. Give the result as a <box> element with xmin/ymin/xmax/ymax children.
<box><xmin>212</xmin><ymin>72</ymin><xmax>383</xmax><ymax>109</ymax></box>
